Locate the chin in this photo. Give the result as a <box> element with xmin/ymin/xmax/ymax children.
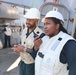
<box><xmin>45</xmin><ymin>33</ymin><xmax>49</xmax><ymax>36</ymax></box>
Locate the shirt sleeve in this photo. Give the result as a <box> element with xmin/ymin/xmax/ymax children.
<box><xmin>30</xmin><ymin>33</ymin><xmax>45</xmax><ymax>59</ymax></box>
<box><xmin>30</xmin><ymin>47</ymin><xmax>38</xmax><ymax>59</ymax></box>
<box><xmin>60</xmin><ymin>40</ymin><xmax>76</xmax><ymax>75</ymax></box>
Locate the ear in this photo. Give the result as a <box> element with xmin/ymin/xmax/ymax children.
<box><xmin>35</xmin><ymin>20</ymin><xmax>38</xmax><ymax>26</ymax></box>
<box><xmin>56</xmin><ymin>24</ymin><xmax>60</xmax><ymax>30</ymax></box>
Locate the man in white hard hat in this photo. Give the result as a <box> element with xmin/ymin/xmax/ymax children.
<box><xmin>3</xmin><ymin>23</ymin><xmax>12</xmax><ymax>48</ymax></box>
<box><xmin>33</xmin><ymin>10</ymin><xmax>76</xmax><ymax>75</ymax></box>
<box><xmin>13</xmin><ymin>8</ymin><xmax>45</xmax><ymax>75</ymax></box>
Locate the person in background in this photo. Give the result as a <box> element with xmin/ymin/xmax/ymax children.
<box><xmin>33</xmin><ymin>10</ymin><xmax>76</xmax><ymax>75</ymax></box>
<box><xmin>13</xmin><ymin>8</ymin><xmax>45</xmax><ymax>75</ymax></box>
<box><xmin>0</xmin><ymin>39</ymin><xmax>3</xmax><ymax>49</ymax></box>
<box><xmin>23</xmin><ymin>24</ymin><xmax>26</xmax><ymax>29</ymax></box>
<box><xmin>3</xmin><ymin>23</ymin><xmax>12</xmax><ymax>48</ymax></box>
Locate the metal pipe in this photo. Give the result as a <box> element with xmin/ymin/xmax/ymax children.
<box><xmin>71</xmin><ymin>11</ymin><xmax>76</xmax><ymax>37</ymax></box>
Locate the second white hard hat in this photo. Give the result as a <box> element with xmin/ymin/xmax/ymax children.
<box><xmin>42</xmin><ymin>10</ymin><xmax>64</xmax><ymax>23</ymax></box>
<box><xmin>25</xmin><ymin>8</ymin><xmax>40</xmax><ymax>19</ymax></box>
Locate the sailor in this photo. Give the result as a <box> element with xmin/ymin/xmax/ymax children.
<box><xmin>33</xmin><ymin>10</ymin><xmax>76</xmax><ymax>75</ymax></box>
<box><xmin>3</xmin><ymin>23</ymin><xmax>12</xmax><ymax>48</ymax></box>
<box><xmin>13</xmin><ymin>8</ymin><xmax>45</xmax><ymax>75</ymax></box>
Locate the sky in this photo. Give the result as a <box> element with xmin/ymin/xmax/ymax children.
<box><xmin>2</xmin><ymin>0</ymin><xmax>76</xmax><ymax>9</ymax></box>
<box><xmin>1</xmin><ymin>0</ymin><xmax>76</xmax><ymax>25</ymax></box>
<box><xmin>1</xmin><ymin>0</ymin><xmax>44</xmax><ymax>8</ymax></box>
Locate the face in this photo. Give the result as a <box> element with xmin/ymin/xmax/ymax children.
<box><xmin>44</xmin><ymin>18</ymin><xmax>59</xmax><ymax>37</ymax></box>
<box><xmin>26</xmin><ymin>19</ymin><xmax>37</xmax><ymax>29</ymax></box>
<box><xmin>7</xmin><ymin>25</ymin><xmax>10</xmax><ymax>27</ymax></box>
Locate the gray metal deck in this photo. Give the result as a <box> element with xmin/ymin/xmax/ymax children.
<box><xmin>0</xmin><ymin>48</ymin><xmax>19</xmax><ymax>75</ymax></box>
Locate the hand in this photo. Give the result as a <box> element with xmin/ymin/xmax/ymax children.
<box><xmin>12</xmin><ymin>44</ymin><xmax>24</xmax><ymax>53</ymax></box>
<box><xmin>26</xmin><ymin>48</ymin><xmax>30</xmax><ymax>53</ymax></box>
<box><xmin>34</xmin><ymin>36</ymin><xmax>42</xmax><ymax>50</ymax></box>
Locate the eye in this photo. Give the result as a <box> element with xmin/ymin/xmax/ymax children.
<box><xmin>44</xmin><ymin>23</ymin><xmax>50</xmax><ymax>26</ymax></box>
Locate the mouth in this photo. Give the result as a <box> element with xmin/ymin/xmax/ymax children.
<box><xmin>44</xmin><ymin>30</ymin><xmax>48</xmax><ymax>33</ymax></box>
<box><xmin>27</xmin><ymin>24</ymin><xmax>31</xmax><ymax>27</ymax></box>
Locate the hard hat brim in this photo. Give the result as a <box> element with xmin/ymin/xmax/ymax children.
<box><xmin>24</xmin><ymin>15</ymin><xmax>40</xmax><ymax>19</ymax></box>
<box><xmin>42</xmin><ymin>17</ymin><xmax>64</xmax><ymax>23</ymax></box>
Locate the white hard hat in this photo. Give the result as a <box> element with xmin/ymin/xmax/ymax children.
<box><xmin>24</xmin><ymin>8</ymin><xmax>40</xmax><ymax>19</ymax></box>
<box><xmin>6</xmin><ymin>23</ymin><xmax>10</xmax><ymax>25</ymax></box>
<box><xmin>42</xmin><ymin>10</ymin><xmax>64</xmax><ymax>22</ymax></box>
